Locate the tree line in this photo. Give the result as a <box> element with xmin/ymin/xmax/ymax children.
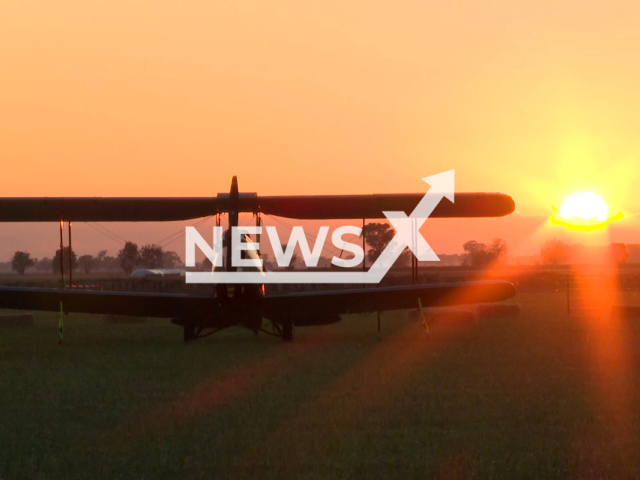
<box><xmin>5</xmin><ymin>226</ymin><xmax>636</xmax><ymax>275</ymax></box>
<box><xmin>8</xmin><ymin>243</ymin><xmax>183</xmax><ymax>275</ymax></box>
<box><xmin>245</xmin><ymin>223</ymin><xmax>509</xmax><ymax>270</ymax></box>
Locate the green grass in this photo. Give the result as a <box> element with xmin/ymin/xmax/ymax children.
<box><xmin>2</xmin><ymin>293</ymin><xmax>640</xmax><ymax>479</ymax></box>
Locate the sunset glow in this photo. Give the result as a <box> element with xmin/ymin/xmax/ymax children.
<box><xmin>560</xmin><ymin>192</ymin><xmax>608</xmax><ymax>222</ymax></box>
<box><xmin>4</xmin><ymin>2</ymin><xmax>640</xmax><ymax>477</ymax></box>
<box><xmin>550</xmin><ymin>192</ymin><xmax>624</xmax><ymax>232</ymax></box>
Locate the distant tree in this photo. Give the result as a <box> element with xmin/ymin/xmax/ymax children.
<box><xmin>261</xmin><ymin>253</ymin><xmax>276</xmax><ymax>271</ymax></box>
<box><xmin>52</xmin><ymin>247</ymin><xmax>77</xmax><ymax>273</ymax></box>
<box><xmin>463</xmin><ymin>241</ymin><xmax>489</xmax><ymax>268</ymax></box>
<box><xmin>11</xmin><ymin>251</ymin><xmax>36</xmax><ymax>275</ymax></box>
<box><xmin>361</xmin><ymin>222</ymin><xmax>412</xmax><ymax>267</ymax></box>
<box><xmin>118</xmin><ymin>242</ymin><xmax>140</xmax><ymax>275</ymax></box>
<box><xmin>78</xmin><ymin>254</ymin><xmax>97</xmax><ymax>274</ymax></box>
<box><xmin>540</xmin><ymin>238</ymin><xmax>571</xmax><ymax>265</ymax></box>
<box><xmin>98</xmin><ymin>251</ymin><xmax>120</xmax><ymax>272</ymax></box>
<box><xmin>162</xmin><ymin>250</ymin><xmax>182</xmax><ymax>268</ymax></box>
<box><xmin>140</xmin><ymin>244</ymin><xmax>164</xmax><ymax>269</ymax></box>
<box><xmin>439</xmin><ymin>254</ymin><xmax>464</xmax><ymax>266</ymax></box>
<box><xmin>284</xmin><ymin>248</ymin><xmax>299</xmax><ymax>271</ymax></box>
<box><xmin>198</xmin><ymin>257</ymin><xmax>213</xmax><ymax>271</ymax></box>
<box><xmin>395</xmin><ymin>247</ymin><xmax>412</xmax><ymax>267</ymax></box>
<box><xmin>362</xmin><ymin>223</ymin><xmax>395</xmax><ymax>263</ymax></box>
<box><xmin>316</xmin><ymin>255</ymin><xmax>333</xmax><ymax>269</ymax></box>
<box><xmin>462</xmin><ymin>238</ymin><xmax>509</xmax><ymax>268</ymax></box>
<box><xmin>93</xmin><ymin>250</ymin><xmax>110</xmax><ymax>271</ymax></box>
<box><xmin>34</xmin><ymin>257</ymin><xmax>52</xmax><ymax>271</ymax></box>
<box><xmin>489</xmin><ymin>238</ymin><xmax>509</xmax><ymax>260</ymax></box>
<box><xmin>273</xmin><ymin>244</ymin><xmax>300</xmax><ymax>270</ymax></box>
<box><xmin>284</xmin><ymin>257</ymin><xmax>299</xmax><ymax>271</ymax></box>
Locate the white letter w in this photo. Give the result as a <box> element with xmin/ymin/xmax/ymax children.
<box><xmin>266</xmin><ymin>226</ymin><xmax>328</xmax><ymax>267</ymax></box>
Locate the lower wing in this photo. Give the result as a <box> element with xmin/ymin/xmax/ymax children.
<box><xmin>0</xmin><ymin>287</ymin><xmax>211</xmax><ymax>318</ymax></box>
<box><xmin>263</xmin><ymin>281</ymin><xmax>515</xmax><ymax>325</ymax></box>
<box><xmin>0</xmin><ymin>280</ymin><xmax>515</xmax><ymax>325</ymax></box>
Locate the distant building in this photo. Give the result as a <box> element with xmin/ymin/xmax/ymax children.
<box><xmin>131</xmin><ymin>268</ymin><xmax>185</xmax><ymax>278</ymax></box>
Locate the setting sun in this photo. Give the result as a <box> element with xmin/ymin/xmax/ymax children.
<box><xmin>560</xmin><ymin>192</ymin><xmax>608</xmax><ymax>221</ymax></box>
<box><xmin>551</xmin><ymin>191</ymin><xmax>623</xmax><ymax>232</ymax></box>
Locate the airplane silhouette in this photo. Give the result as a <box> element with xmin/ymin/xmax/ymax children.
<box><xmin>0</xmin><ymin>176</ymin><xmax>516</xmax><ymax>342</ymax></box>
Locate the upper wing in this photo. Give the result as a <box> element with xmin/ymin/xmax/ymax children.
<box><xmin>264</xmin><ymin>280</ymin><xmax>516</xmax><ymax>325</ymax></box>
<box><xmin>251</xmin><ymin>193</ymin><xmax>514</xmax><ymax>219</ymax></box>
<box><xmin>0</xmin><ymin>193</ymin><xmax>514</xmax><ymax>222</ymax></box>
<box><xmin>0</xmin><ymin>287</ymin><xmax>211</xmax><ymax>318</ymax></box>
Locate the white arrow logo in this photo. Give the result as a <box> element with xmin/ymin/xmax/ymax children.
<box><xmin>186</xmin><ymin>170</ymin><xmax>454</xmax><ymax>284</ymax></box>
<box><xmin>365</xmin><ymin>170</ymin><xmax>454</xmax><ymax>283</ymax></box>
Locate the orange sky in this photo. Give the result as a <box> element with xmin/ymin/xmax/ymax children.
<box><xmin>2</xmin><ymin>1</ymin><xmax>640</xmax><ymax>259</ymax></box>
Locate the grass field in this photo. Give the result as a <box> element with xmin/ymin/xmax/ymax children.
<box><xmin>2</xmin><ymin>292</ymin><xmax>640</xmax><ymax>479</ymax></box>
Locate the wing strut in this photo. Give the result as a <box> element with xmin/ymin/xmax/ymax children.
<box><xmin>59</xmin><ymin>219</ymin><xmax>65</xmax><ymax>287</ymax></box>
<box><xmin>68</xmin><ymin>221</ymin><xmax>73</xmax><ymax>289</ymax></box>
<box><xmin>362</xmin><ymin>218</ymin><xmax>366</xmax><ymax>289</ymax></box>
<box><xmin>411</xmin><ymin>217</ymin><xmax>419</xmax><ymax>285</ymax></box>
<box><xmin>418</xmin><ymin>297</ymin><xmax>429</xmax><ymax>338</ymax></box>
<box><xmin>59</xmin><ymin>301</ymin><xmax>64</xmax><ymax>345</ymax></box>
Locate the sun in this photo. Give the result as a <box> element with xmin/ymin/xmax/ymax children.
<box><xmin>551</xmin><ymin>192</ymin><xmax>623</xmax><ymax>231</ymax></box>
<box><xmin>559</xmin><ymin>192</ymin><xmax>608</xmax><ymax>221</ymax></box>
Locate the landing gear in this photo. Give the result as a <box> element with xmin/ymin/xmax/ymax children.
<box><xmin>259</xmin><ymin>319</ymin><xmax>294</xmax><ymax>342</ymax></box>
<box><xmin>183</xmin><ymin>324</ymin><xmax>196</xmax><ymax>344</ymax></box>
<box><xmin>282</xmin><ymin>319</ymin><xmax>294</xmax><ymax>342</ymax></box>
<box><xmin>176</xmin><ymin>317</ymin><xmax>294</xmax><ymax>343</ymax></box>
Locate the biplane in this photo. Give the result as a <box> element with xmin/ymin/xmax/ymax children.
<box><xmin>0</xmin><ymin>177</ymin><xmax>516</xmax><ymax>342</ymax></box>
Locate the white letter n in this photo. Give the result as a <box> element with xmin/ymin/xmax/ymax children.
<box><xmin>185</xmin><ymin>226</ymin><xmax>222</xmax><ymax>267</ymax></box>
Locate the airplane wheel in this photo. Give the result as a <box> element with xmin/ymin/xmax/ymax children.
<box><xmin>184</xmin><ymin>324</ymin><xmax>196</xmax><ymax>344</ymax></box>
<box><xmin>282</xmin><ymin>320</ymin><xmax>294</xmax><ymax>342</ymax></box>
<box><xmin>272</xmin><ymin>322</ymin><xmax>283</xmax><ymax>336</ymax></box>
